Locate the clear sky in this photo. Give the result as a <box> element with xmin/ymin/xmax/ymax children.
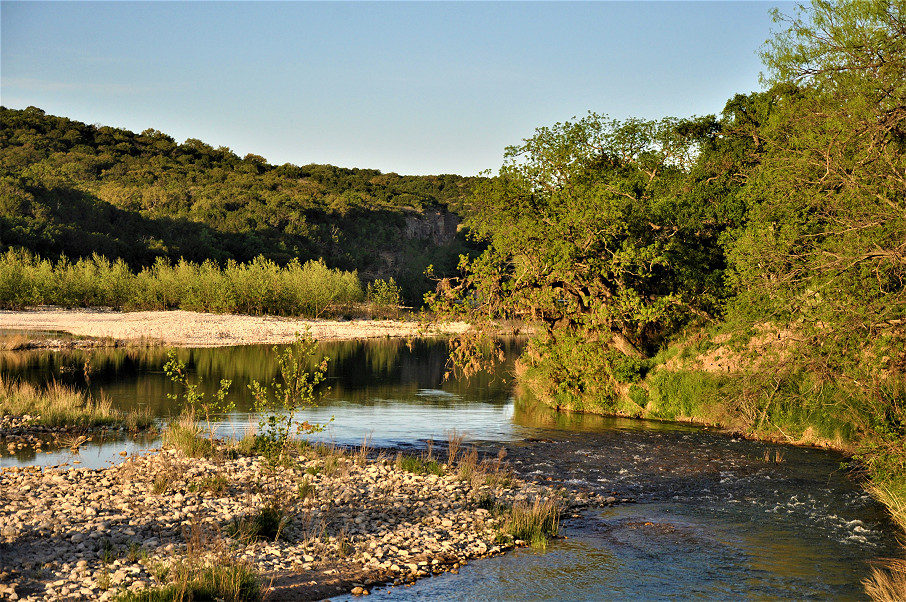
<box><xmin>1</xmin><ymin>1</ymin><xmax>791</xmax><ymax>176</ymax></box>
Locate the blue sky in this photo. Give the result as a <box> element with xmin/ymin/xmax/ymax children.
<box><xmin>1</xmin><ymin>1</ymin><xmax>791</xmax><ymax>176</ymax></box>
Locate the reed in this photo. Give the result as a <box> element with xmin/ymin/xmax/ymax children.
<box><xmin>446</xmin><ymin>428</ymin><xmax>465</xmax><ymax>466</ymax></box>
<box><xmin>501</xmin><ymin>496</ymin><xmax>561</xmax><ymax>549</ymax></box>
<box><xmin>0</xmin><ymin>377</ymin><xmax>122</xmax><ymax>428</ymax></box>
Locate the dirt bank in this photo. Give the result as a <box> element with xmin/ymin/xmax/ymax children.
<box><xmin>0</xmin><ymin>308</ymin><xmax>471</xmax><ymax>347</ymax></box>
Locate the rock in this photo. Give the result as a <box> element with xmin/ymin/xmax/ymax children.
<box><xmin>0</xmin><ymin>443</ymin><xmax>569</xmax><ymax>601</ymax></box>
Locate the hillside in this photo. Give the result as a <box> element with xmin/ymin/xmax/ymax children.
<box><xmin>0</xmin><ymin>106</ymin><xmax>484</xmax><ymax>301</ymax></box>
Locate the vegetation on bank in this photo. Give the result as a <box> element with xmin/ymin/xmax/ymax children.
<box><xmin>0</xmin><ymin>106</ymin><xmax>482</xmax><ymax>302</ymax></box>
<box><xmin>0</xmin><ymin>377</ymin><xmax>152</xmax><ymax>430</ymax></box>
<box><xmin>429</xmin><ymin>2</ymin><xmax>905</xmax><ymax>595</ymax></box>
<box><xmin>0</xmin><ymin>248</ymin><xmax>364</xmax><ymax>316</ymax></box>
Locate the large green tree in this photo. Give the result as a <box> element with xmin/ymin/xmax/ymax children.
<box><xmin>728</xmin><ymin>0</ymin><xmax>906</xmax><ymax>375</ymax></box>
<box><xmin>433</xmin><ymin>113</ymin><xmax>741</xmax><ymax>408</ymax></box>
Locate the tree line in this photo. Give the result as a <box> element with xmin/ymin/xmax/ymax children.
<box><xmin>0</xmin><ymin>107</ymin><xmax>483</xmax><ymax>302</ymax></box>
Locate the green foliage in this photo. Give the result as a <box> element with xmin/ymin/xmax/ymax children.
<box><xmin>729</xmin><ymin>0</ymin><xmax>906</xmax><ymax>360</ymax></box>
<box><xmin>431</xmin><ymin>113</ymin><xmax>737</xmax><ymax>355</ymax></box>
<box><xmin>645</xmin><ymin>370</ymin><xmax>726</xmax><ymax>423</ymax></box>
<box><xmin>627</xmin><ymin>384</ymin><xmax>649</xmax><ymax>409</ymax></box>
<box><xmin>0</xmin><ymin>106</ymin><xmax>482</xmax><ymax>303</ymax></box>
<box><xmin>249</xmin><ymin>332</ymin><xmax>330</xmax><ymax>466</ymax></box>
<box><xmin>608</xmin><ymin>351</ymin><xmax>647</xmax><ymax>383</ymax></box>
<box><xmin>722</xmin><ymin>0</ymin><xmax>906</xmax><ymax>458</ymax></box>
<box><xmin>366</xmin><ymin>277</ymin><xmax>403</xmax><ymax>318</ymax></box>
<box><xmin>165</xmin><ymin>349</ymin><xmax>234</xmax><ymax>446</ymax></box>
<box><xmin>0</xmin><ymin>249</ymin><xmax>363</xmax><ymax>316</ymax></box>
<box><xmin>522</xmin><ymin>330</ymin><xmax>617</xmax><ymax>413</ymax></box>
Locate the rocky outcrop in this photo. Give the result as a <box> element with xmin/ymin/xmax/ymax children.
<box><xmin>403</xmin><ymin>210</ymin><xmax>460</xmax><ymax>245</ymax></box>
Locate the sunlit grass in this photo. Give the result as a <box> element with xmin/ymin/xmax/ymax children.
<box><xmin>501</xmin><ymin>496</ymin><xmax>560</xmax><ymax>549</ymax></box>
<box><xmin>0</xmin><ymin>377</ymin><xmax>124</xmax><ymax>428</ymax></box>
<box><xmin>162</xmin><ymin>413</ymin><xmax>213</xmax><ymax>458</ymax></box>
<box><xmin>114</xmin><ymin>559</ymin><xmax>260</xmax><ymax>602</ymax></box>
<box><xmin>864</xmin><ymin>559</ymin><xmax>906</xmax><ymax>602</ymax></box>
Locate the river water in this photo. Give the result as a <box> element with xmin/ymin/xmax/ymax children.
<box><xmin>1</xmin><ymin>337</ymin><xmax>902</xmax><ymax>600</ymax></box>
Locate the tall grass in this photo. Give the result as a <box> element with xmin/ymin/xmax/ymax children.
<box><xmin>162</xmin><ymin>414</ymin><xmax>214</xmax><ymax>458</ymax></box>
<box><xmin>864</xmin><ymin>559</ymin><xmax>906</xmax><ymax>602</ymax></box>
<box><xmin>0</xmin><ymin>377</ymin><xmax>128</xmax><ymax>428</ymax></box>
<box><xmin>0</xmin><ymin>249</ymin><xmax>363</xmax><ymax>317</ymax></box>
<box><xmin>501</xmin><ymin>497</ymin><xmax>560</xmax><ymax>549</ymax></box>
<box><xmin>115</xmin><ymin>555</ymin><xmax>260</xmax><ymax>602</ymax></box>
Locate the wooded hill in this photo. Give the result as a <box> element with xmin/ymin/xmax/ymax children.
<box><xmin>0</xmin><ymin>106</ymin><xmax>483</xmax><ymax>301</ymax></box>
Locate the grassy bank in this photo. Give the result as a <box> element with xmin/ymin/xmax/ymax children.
<box><xmin>519</xmin><ymin>324</ymin><xmax>906</xmax><ymax>599</ymax></box>
<box><xmin>0</xmin><ymin>377</ymin><xmax>152</xmax><ymax>431</ymax></box>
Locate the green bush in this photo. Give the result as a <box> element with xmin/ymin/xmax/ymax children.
<box><xmin>366</xmin><ymin>277</ymin><xmax>403</xmax><ymax>318</ymax></box>
<box><xmin>0</xmin><ymin>248</ymin><xmax>362</xmax><ymax>317</ymax></box>
<box><xmin>608</xmin><ymin>351</ymin><xmax>647</xmax><ymax>383</ymax></box>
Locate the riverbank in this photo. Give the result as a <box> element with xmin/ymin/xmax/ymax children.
<box><xmin>0</xmin><ymin>308</ymin><xmax>472</xmax><ymax>348</ymax></box>
<box><xmin>0</xmin><ymin>443</ymin><xmax>602</xmax><ymax>601</ymax></box>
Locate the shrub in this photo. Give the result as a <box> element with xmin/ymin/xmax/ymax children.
<box><xmin>366</xmin><ymin>277</ymin><xmax>403</xmax><ymax>318</ymax></box>
<box><xmin>249</xmin><ymin>331</ymin><xmax>330</xmax><ymax>466</ymax></box>
<box><xmin>0</xmin><ymin>249</ymin><xmax>363</xmax><ymax>317</ymax></box>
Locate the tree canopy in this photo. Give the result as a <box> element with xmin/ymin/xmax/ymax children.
<box><xmin>434</xmin><ymin>0</ymin><xmax>905</xmax><ymax>416</ymax></box>
<box><xmin>728</xmin><ymin>0</ymin><xmax>906</xmax><ymax>374</ymax></box>
<box><xmin>0</xmin><ymin>106</ymin><xmax>484</xmax><ymax>301</ymax></box>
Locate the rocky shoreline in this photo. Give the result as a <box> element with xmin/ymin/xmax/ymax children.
<box><xmin>0</xmin><ymin>445</ymin><xmax>608</xmax><ymax>601</ymax></box>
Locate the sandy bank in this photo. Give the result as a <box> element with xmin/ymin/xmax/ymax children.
<box><xmin>0</xmin><ymin>308</ymin><xmax>471</xmax><ymax>347</ymax></box>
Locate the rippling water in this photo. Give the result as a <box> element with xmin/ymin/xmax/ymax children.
<box><xmin>2</xmin><ymin>338</ymin><xmax>901</xmax><ymax>599</ymax></box>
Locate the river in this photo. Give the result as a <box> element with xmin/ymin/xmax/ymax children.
<box><xmin>1</xmin><ymin>337</ymin><xmax>901</xmax><ymax>600</ymax></box>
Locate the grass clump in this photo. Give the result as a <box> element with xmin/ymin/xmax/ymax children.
<box><xmin>191</xmin><ymin>474</ymin><xmax>228</xmax><ymax>496</ymax></box>
<box><xmin>162</xmin><ymin>414</ymin><xmax>213</xmax><ymax>458</ymax></box>
<box><xmin>395</xmin><ymin>452</ymin><xmax>444</xmax><ymax>476</ymax></box>
<box><xmin>228</xmin><ymin>506</ymin><xmax>289</xmax><ymax>543</ymax></box>
<box><xmin>0</xmin><ymin>377</ymin><xmax>139</xmax><ymax>429</ymax></box>
<box><xmin>500</xmin><ymin>497</ymin><xmax>561</xmax><ymax>549</ymax></box>
<box><xmin>114</xmin><ymin>559</ymin><xmax>260</xmax><ymax>602</ymax></box>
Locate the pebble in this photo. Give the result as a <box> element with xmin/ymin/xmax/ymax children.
<box><xmin>0</xmin><ymin>445</ymin><xmax>597</xmax><ymax>601</ymax></box>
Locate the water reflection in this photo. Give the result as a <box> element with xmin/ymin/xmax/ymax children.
<box><xmin>0</xmin><ymin>337</ymin><xmax>524</xmax><ymax>415</ymax></box>
<box><xmin>0</xmin><ymin>338</ymin><xmax>528</xmax><ymax>467</ymax></box>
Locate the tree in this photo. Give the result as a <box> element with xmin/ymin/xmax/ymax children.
<box><xmin>728</xmin><ymin>0</ymin><xmax>906</xmax><ymax>373</ymax></box>
<box><xmin>431</xmin><ymin>113</ymin><xmax>734</xmax><ymax>408</ymax></box>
